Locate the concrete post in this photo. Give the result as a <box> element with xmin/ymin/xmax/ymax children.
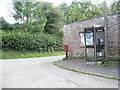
<box><xmin>103</xmin><ymin>0</ymin><xmax>109</xmax><ymax>59</ymax></box>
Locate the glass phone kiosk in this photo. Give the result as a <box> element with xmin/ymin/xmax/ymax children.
<box><xmin>84</xmin><ymin>26</ymin><xmax>105</xmax><ymax>63</ymax></box>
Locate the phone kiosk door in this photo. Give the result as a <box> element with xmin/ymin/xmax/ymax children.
<box><xmin>95</xmin><ymin>26</ymin><xmax>105</xmax><ymax>61</ymax></box>
<box><xmin>84</xmin><ymin>27</ymin><xmax>95</xmax><ymax>61</ymax></box>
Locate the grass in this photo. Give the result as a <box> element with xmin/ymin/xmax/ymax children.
<box><xmin>63</xmin><ymin>56</ymin><xmax>85</xmax><ymax>60</ymax></box>
<box><xmin>1</xmin><ymin>50</ymin><xmax>65</xmax><ymax>59</ymax></box>
<box><xmin>52</xmin><ymin>60</ymin><xmax>119</xmax><ymax>81</ymax></box>
<box><xmin>101</xmin><ymin>58</ymin><xmax>119</xmax><ymax>67</ymax></box>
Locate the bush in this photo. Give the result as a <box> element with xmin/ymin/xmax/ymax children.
<box><xmin>2</xmin><ymin>30</ymin><xmax>63</xmax><ymax>52</ymax></box>
<box><xmin>101</xmin><ymin>57</ymin><xmax>119</xmax><ymax>67</ymax></box>
<box><xmin>101</xmin><ymin>59</ymin><xmax>112</xmax><ymax>67</ymax></box>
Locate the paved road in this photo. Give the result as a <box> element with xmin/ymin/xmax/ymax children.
<box><xmin>0</xmin><ymin>56</ymin><xmax>118</xmax><ymax>88</ymax></box>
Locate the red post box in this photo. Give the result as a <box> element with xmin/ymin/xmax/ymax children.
<box><xmin>64</xmin><ymin>45</ymin><xmax>69</xmax><ymax>51</ymax></box>
<box><xmin>64</xmin><ymin>45</ymin><xmax>69</xmax><ymax>59</ymax></box>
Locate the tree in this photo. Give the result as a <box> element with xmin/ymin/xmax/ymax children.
<box><xmin>67</xmin><ymin>1</ymin><xmax>97</xmax><ymax>23</ymax></box>
<box><xmin>59</xmin><ymin>3</ymin><xmax>70</xmax><ymax>24</ymax></box>
<box><xmin>44</xmin><ymin>7</ymin><xmax>64</xmax><ymax>34</ymax></box>
<box><xmin>32</xmin><ymin>2</ymin><xmax>53</xmax><ymax>32</ymax></box>
<box><xmin>12</xmin><ymin>2</ymin><xmax>24</xmax><ymax>22</ymax></box>
<box><xmin>0</xmin><ymin>17</ymin><xmax>13</xmax><ymax>30</ymax></box>
<box><xmin>12</xmin><ymin>1</ymin><xmax>46</xmax><ymax>32</ymax></box>
<box><xmin>110</xmin><ymin>1</ymin><xmax>120</xmax><ymax>13</ymax></box>
<box><xmin>59</xmin><ymin>1</ymin><xmax>112</xmax><ymax>24</ymax></box>
<box><xmin>12</xmin><ymin>1</ymin><xmax>64</xmax><ymax>34</ymax></box>
<box><xmin>12</xmin><ymin>1</ymin><xmax>33</xmax><ymax>23</ymax></box>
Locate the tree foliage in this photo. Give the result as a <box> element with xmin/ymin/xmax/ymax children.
<box><xmin>12</xmin><ymin>1</ymin><xmax>64</xmax><ymax>34</ymax></box>
<box><xmin>12</xmin><ymin>1</ymin><xmax>119</xmax><ymax>31</ymax></box>
<box><xmin>59</xmin><ymin>1</ymin><xmax>119</xmax><ymax>24</ymax></box>
<box><xmin>44</xmin><ymin>7</ymin><xmax>64</xmax><ymax>34</ymax></box>
<box><xmin>110</xmin><ymin>1</ymin><xmax>120</xmax><ymax>13</ymax></box>
<box><xmin>12</xmin><ymin>1</ymin><xmax>33</xmax><ymax>23</ymax></box>
<box><xmin>0</xmin><ymin>17</ymin><xmax>14</xmax><ymax>30</ymax></box>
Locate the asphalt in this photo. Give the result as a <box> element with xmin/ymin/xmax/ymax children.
<box><xmin>0</xmin><ymin>56</ymin><xmax>118</xmax><ymax>88</ymax></box>
<box><xmin>56</xmin><ymin>59</ymin><xmax>118</xmax><ymax>78</ymax></box>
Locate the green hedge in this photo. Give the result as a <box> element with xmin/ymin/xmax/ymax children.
<box><xmin>2</xmin><ymin>30</ymin><xmax>63</xmax><ymax>52</ymax></box>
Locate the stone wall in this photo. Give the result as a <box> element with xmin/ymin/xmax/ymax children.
<box><xmin>63</xmin><ymin>13</ymin><xmax>119</xmax><ymax>58</ymax></box>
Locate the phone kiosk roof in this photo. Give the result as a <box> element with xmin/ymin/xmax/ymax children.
<box><xmin>84</xmin><ymin>26</ymin><xmax>104</xmax><ymax>30</ymax></box>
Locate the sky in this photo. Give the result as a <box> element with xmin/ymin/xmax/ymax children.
<box><xmin>0</xmin><ymin>0</ymin><xmax>114</xmax><ymax>24</ymax></box>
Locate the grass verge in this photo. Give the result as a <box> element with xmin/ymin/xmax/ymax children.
<box><xmin>52</xmin><ymin>60</ymin><xmax>120</xmax><ymax>81</ymax></box>
<box><xmin>1</xmin><ymin>50</ymin><xmax>65</xmax><ymax>59</ymax></box>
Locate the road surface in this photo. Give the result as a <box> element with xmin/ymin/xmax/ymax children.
<box><xmin>0</xmin><ymin>56</ymin><xmax>118</xmax><ymax>88</ymax></box>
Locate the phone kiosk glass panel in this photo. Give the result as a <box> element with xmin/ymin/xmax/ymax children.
<box><xmin>84</xmin><ymin>27</ymin><xmax>95</xmax><ymax>61</ymax></box>
<box><xmin>95</xmin><ymin>27</ymin><xmax>105</xmax><ymax>60</ymax></box>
